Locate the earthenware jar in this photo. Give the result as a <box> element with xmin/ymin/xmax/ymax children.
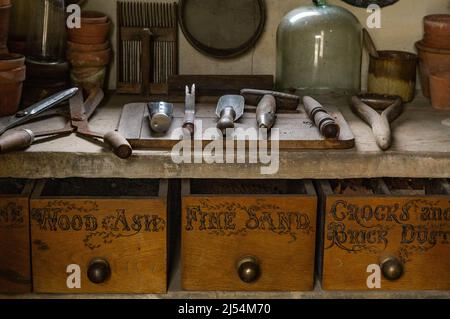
<box><xmin>368</xmin><ymin>50</ymin><xmax>418</xmax><ymax>103</ymax></box>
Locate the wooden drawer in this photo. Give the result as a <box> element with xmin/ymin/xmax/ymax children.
<box><xmin>181</xmin><ymin>179</ymin><xmax>317</xmax><ymax>291</ymax></box>
<box><xmin>0</xmin><ymin>179</ymin><xmax>34</xmax><ymax>294</ymax></box>
<box><xmin>319</xmin><ymin>179</ymin><xmax>450</xmax><ymax>291</ymax></box>
<box><xmin>30</xmin><ymin>178</ymin><xmax>168</xmax><ymax>293</ymax></box>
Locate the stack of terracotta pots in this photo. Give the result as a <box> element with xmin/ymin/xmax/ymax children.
<box><xmin>67</xmin><ymin>11</ymin><xmax>111</xmax><ymax>93</ymax></box>
<box><xmin>0</xmin><ymin>0</ymin><xmax>11</xmax><ymax>54</ymax></box>
<box><xmin>416</xmin><ymin>14</ymin><xmax>450</xmax><ymax>109</ymax></box>
<box><xmin>0</xmin><ymin>53</ymin><xmax>25</xmax><ymax>116</ymax></box>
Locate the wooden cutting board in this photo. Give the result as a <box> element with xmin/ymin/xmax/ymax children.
<box><xmin>118</xmin><ymin>103</ymin><xmax>355</xmax><ymax>150</ymax></box>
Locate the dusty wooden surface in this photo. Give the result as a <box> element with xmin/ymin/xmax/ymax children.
<box><xmin>0</xmin><ymin>93</ymin><xmax>449</xmax><ymax>179</ymax></box>
<box><xmin>118</xmin><ymin>102</ymin><xmax>355</xmax><ymax>150</ymax></box>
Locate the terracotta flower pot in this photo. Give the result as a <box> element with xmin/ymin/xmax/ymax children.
<box><xmin>424</xmin><ymin>15</ymin><xmax>450</xmax><ymax>49</ymax></box>
<box><xmin>0</xmin><ymin>0</ymin><xmax>11</xmax><ymax>5</ymax></box>
<box><xmin>67</xmin><ymin>41</ymin><xmax>109</xmax><ymax>53</ymax></box>
<box><xmin>71</xmin><ymin>67</ymin><xmax>106</xmax><ymax>92</ymax></box>
<box><xmin>0</xmin><ymin>53</ymin><xmax>25</xmax><ymax>71</ymax></box>
<box><xmin>67</xmin><ymin>48</ymin><xmax>111</xmax><ymax>67</ymax></box>
<box><xmin>0</xmin><ymin>65</ymin><xmax>25</xmax><ymax>116</ymax></box>
<box><xmin>71</xmin><ymin>66</ymin><xmax>104</xmax><ymax>78</ymax></box>
<box><xmin>0</xmin><ymin>4</ymin><xmax>12</xmax><ymax>54</ymax></box>
<box><xmin>68</xmin><ymin>20</ymin><xmax>110</xmax><ymax>44</ymax></box>
<box><xmin>415</xmin><ymin>41</ymin><xmax>450</xmax><ymax>98</ymax></box>
<box><xmin>430</xmin><ymin>71</ymin><xmax>450</xmax><ymax>110</ymax></box>
<box><xmin>0</xmin><ymin>65</ymin><xmax>26</xmax><ymax>84</ymax></box>
<box><xmin>81</xmin><ymin>11</ymin><xmax>108</xmax><ymax>24</ymax></box>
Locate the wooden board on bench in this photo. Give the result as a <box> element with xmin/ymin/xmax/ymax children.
<box><xmin>118</xmin><ymin>103</ymin><xmax>355</xmax><ymax>150</ymax></box>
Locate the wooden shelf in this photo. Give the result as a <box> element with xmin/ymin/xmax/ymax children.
<box><xmin>0</xmin><ymin>92</ymin><xmax>449</xmax><ymax>180</ymax></box>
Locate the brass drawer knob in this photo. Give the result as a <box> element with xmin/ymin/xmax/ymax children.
<box><xmin>237</xmin><ymin>256</ymin><xmax>260</xmax><ymax>284</ymax></box>
<box><xmin>380</xmin><ymin>256</ymin><xmax>403</xmax><ymax>281</ymax></box>
<box><xmin>87</xmin><ymin>258</ymin><xmax>111</xmax><ymax>284</ymax></box>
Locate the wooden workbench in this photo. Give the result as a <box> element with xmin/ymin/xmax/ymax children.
<box><xmin>0</xmin><ymin>93</ymin><xmax>448</xmax><ymax>179</ymax></box>
<box><xmin>1</xmin><ymin>92</ymin><xmax>450</xmax><ymax>299</ymax></box>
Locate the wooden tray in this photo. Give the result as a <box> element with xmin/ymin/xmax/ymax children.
<box><xmin>118</xmin><ymin>103</ymin><xmax>355</xmax><ymax>150</ymax></box>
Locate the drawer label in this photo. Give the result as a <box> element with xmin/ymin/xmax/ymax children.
<box><xmin>31</xmin><ymin>201</ymin><xmax>166</xmax><ymax>250</ymax></box>
<box><xmin>326</xmin><ymin>199</ymin><xmax>450</xmax><ymax>262</ymax></box>
<box><xmin>185</xmin><ymin>199</ymin><xmax>313</xmax><ymax>242</ymax></box>
<box><xmin>0</xmin><ymin>202</ymin><xmax>25</xmax><ymax>229</ymax></box>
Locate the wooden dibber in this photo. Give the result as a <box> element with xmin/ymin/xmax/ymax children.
<box><xmin>303</xmin><ymin>96</ymin><xmax>340</xmax><ymax>139</ymax></box>
<box><xmin>0</xmin><ymin>129</ymin><xmax>34</xmax><ymax>154</ymax></box>
<box><xmin>103</xmin><ymin>131</ymin><xmax>133</xmax><ymax>159</ymax></box>
<box><xmin>241</xmin><ymin>89</ymin><xmax>300</xmax><ymax>131</ymax></box>
<box><xmin>351</xmin><ymin>94</ymin><xmax>403</xmax><ymax>150</ymax></box>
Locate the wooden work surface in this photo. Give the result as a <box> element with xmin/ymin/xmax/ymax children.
<box><xmin>118</xmin><ymin>103</ymin><xmax>355</xmax><ymax>150</ymax></box>
<box><xmin>0</xmin><ymin>93</ymin><xmax>449</xmax><ymax>179</ymax></box>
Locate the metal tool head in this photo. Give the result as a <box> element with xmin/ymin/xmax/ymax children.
<box><xmin>0</xmin><ymin>87</ymin><xmax>79</xmax><ymax>136</ymax></box>
<box><xmin>240</xmin><ymin>89</ymin><xmax>300</xmax><ymax>110</ymax></box>
<box><xmin>148</xmin><ymin>102</ymin><xmax>174</xmax><ymax>133</ymax></box>
<box><xmin>216</xmin><ymin>95</ymin><xmax>245</xmax><ymax>120</ymax></box>
<box><xmin>357</xmin><ymin>93</ymin><xmax>402</xmax><ymax>111</ymax></box>
<box><xmin>185</xmin><ymin>84</ymin><xmax>196</xmax><ymax>111</ymax></box>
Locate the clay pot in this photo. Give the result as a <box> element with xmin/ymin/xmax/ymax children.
<box><xmin>0</xmin><ymin>53</ymin><xmax>25</xmax><ymax>71</ymax></box>
<box><xmin>430</xmin><ymin>71</ymin><xmax>450</xmax><ymax>110</ymax></box>
<box><xmin>0</xmin><ymin>65</ymin><xmax>25</xmax><ymax>116</ymax></box>
<box><xmin>67</xmin><ymin>41</ymin><xmax>109</xmax><ymax>53</ymax></box>
<box><xmin>71</xmin><ymin>66</ymin><xmax>104</xmax><ymax>78</ymax></box>
<box><xmin>81</xmin><ymin>11</ymin><xmax>108</xmax><ymax>24</ymax></box>
<box><xmin>0</xmin><ymin>4</ymin><xmax>11</xmax><ymax>54</ymax></box>
<box><xmin>368</xmin><ymin>50</ymin><xmax>418</xmax><ymax>103</ymax></box>
<box><xmin>0</xmin><ymin>0</ymin><xmax>11</xmax><ymax>5</ymax></box>
<box><xmin>424</xmin><ymin>15</ymin><xmax>450</xmax><ymax>49</ymax></box>
<box><xmin>0</xmin><ymin>65</ymin><xmax>25</xmax><ymax>84</ymax></box>
<box><xmin>67</xmin><ymin>48</ymin><xmax>111</xmax><ymax>67</ymax></box>
<box><xmin>71</xmin><ymin>67</ymin><xmax>106</xmax><ymax>92</ymax></box>
<box><xmin>68</xmin><ymin>20</ymin><xmax>110</xmax><ymax>45</ymax></box>
<box><xmin>415</xmin><ymin>41</ymin><xmax>450</xmax><ymax>98</ymax></box>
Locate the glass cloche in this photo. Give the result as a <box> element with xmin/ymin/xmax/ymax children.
<box><xmin>276</xmin><ymin>0</ymin><xmax>362</xmax><ymax>95</ymax></box>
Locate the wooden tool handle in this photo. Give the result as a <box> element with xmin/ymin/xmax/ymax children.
<box><xmin>256</xmin><ymin>95</ymin><xmax>277</xmax><ymax>129</ymax></box>
<box><xmin>303</xmin><ymin>96</ymin><xmax>340</xmax><ymax>139</ymax></box>
<box><xmin>103</xmin><ymin>131</ymin><xmax>132</xmax><ymax>159</ymax></box>
<box><xmin>351</xmin><ymin>96</ymin><xmax>392</xmax><ymax>150</ymax></box>
<box><xmin>0</xmin><ymin>130</ymin><xmax>35</xmax><ymax>154</ymax></box>
<box><xmin>182</xmin><ymin>123</ymin><xmax>195</xmax><ymax>137</ymax></box>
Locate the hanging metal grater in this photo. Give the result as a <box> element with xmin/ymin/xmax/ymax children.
<box><xmin>117</xmin><ymin>1</ymin><xmax>179</xmax><ymax>95</ymax></box>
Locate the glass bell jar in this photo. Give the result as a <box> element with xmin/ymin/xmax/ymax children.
<box><xmin>25</xmin><ymin>0</ymin><xmax>67</xmax><ymax>63</ymax></box>
<box><xmin>276</xmin><ymin>0</ymin><xmax>362</xmax><ymax>95</ymax></box>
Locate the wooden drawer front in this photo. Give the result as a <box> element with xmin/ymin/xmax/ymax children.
<box><xmin>30</xmin><ymin>179</ymin><xmax>168</xmax><ymax>294</ymax></box>
<box><xmin>321</xmin><ymin>179</ymin><xmax>450</xmax><ymax>291</ymax></box>
<box><xmin>182</xmin><ymin>180</ymin><xmax>317</xmax><ymax>291</ymax></box>
<box><xmin>0</xmin><ymin>179</ymin><xmax>34</xmax><ymax>294</ymax></box>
